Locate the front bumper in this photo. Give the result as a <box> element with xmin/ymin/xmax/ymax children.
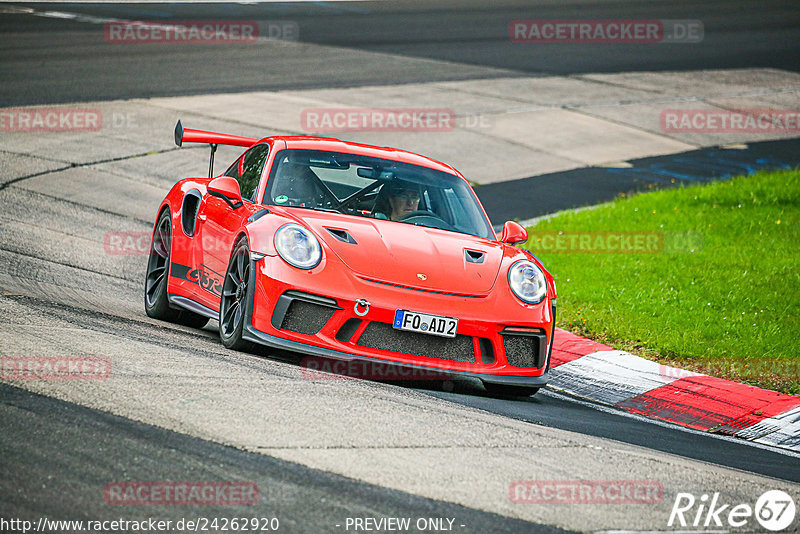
<box><xmin>242</xmin><ymin>257</ymin><xmax>555</xmax><ymax>384</ymax></box>
<box><xmin>242</xmin><ymin>318</ymin><xmax>550</xmax><ymax>387</ymax></box>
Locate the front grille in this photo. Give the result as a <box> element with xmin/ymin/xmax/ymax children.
<box><xmin>502</xmin><ymin>328</ymin><xmax>547</xmax><ymax>368</ymax></box>
<box><xmin>272</xmin><ymin>291</ymin><xmax>340</xmax><ymax>336</ymax></box>
<box><xmin>357</xmin><ymin>322</ymin><xmax>475</xmax><ymax>363</ymax></box>
<box><xmin>280</xmin><ymin>300</ymin><xmax>336</xmax><ymax>335</ymax></box>
<box><xmin>335</xmin><ymin>318</ymin><xmax>362</xmax><ymax>342</ymax></box>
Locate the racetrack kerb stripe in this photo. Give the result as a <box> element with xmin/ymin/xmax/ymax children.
<box><xmin>549</xmin><ymin>327</ymin><xmax>611</xmax><ymax>368</ymax></box>
<box><xmin>549</xmin><ymin>329</ymin><xmax>800</xmax><ymax>451</ymax></box>
<box><xmin>616</xmin><ymin>376</ymin><xmax>800</xmax><ymax>431</ymax></box>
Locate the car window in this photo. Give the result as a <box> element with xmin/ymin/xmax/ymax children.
<box><xmin>264</xmin><ymin>149</ymin><xmax>493</xmax><ymax>239</ymax></box>
<box><xmin>238</xmin><ymin>144</ymin><xmax>270</xmax><ymax>202</ymax></box>
<box><xmin>224</xmin><ymin>160</ymin><xmax>239</xmax><ymax>179</ymax></box>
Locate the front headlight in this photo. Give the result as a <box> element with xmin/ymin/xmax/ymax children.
<box><xmin>274</xmin><ymin>224</ymin><xmax>321</xmax><ymax>269</ymax></box>
<box><xmin>508</xmin><ymin>260</ymin><xmax>547</xmax><ymax>304</ymax></box>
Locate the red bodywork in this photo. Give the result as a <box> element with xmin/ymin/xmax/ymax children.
<box><xmin>154</xmin><ymin>125</ymin><xmax>556</xmax><ymax>387</ymax></box>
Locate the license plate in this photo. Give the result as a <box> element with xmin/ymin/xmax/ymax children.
<box><xmin>393</xmin><ymin>310</ymin><xmax>458</xmax><ymax>338</ymax></box>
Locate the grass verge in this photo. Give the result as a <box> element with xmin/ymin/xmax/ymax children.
<box><xmin>522</xmin><ymin>169</ymin><xmax>799</xmax><ymax>395</ymax></box>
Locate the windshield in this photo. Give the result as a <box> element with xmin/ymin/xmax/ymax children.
<box><xmin>264</xmin><ymin>149</ymin><xmax>494</xmax><ymax>239</ymax></box>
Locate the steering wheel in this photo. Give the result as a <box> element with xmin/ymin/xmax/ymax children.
<box><xmin>398</xmin><ymin>210</ymin><xmax>454</xmax><ymax>231</ymax></box>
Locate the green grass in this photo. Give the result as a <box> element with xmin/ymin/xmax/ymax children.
<box><xmin>522</xmin><ymin>169</ymin><xmax>800</xmax><ymax>395</ymax></box>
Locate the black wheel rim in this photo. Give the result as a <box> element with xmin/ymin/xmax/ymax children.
<box><xmin>145</xmin><ymin>216</ymin><xmax>170</xmax><ymax>307</ymax></box>
<box><xmin>220</xmin><ymin>246</ymin><xmax>249</xmax><ymax>338</ymax></box>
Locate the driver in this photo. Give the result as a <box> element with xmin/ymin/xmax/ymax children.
<box><xmin>272</xmin><ymin>162</ymin><xmax>325</xmax><ymax>207</ymax></box>
<box><xmin>374</xmin><ymin>180</ymin><xmax>421</xmax><ymax>221</ymax></box>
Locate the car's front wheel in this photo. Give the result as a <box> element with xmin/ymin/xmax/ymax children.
<box><xmin>144</xmin><ymin>209</ymin><xmax>209</xmax><ymax>328</ymax></box>
<box><xmin>219</xmin><ymin>237</ymin><xmax>256</xmax><ymax>352</ymax></box>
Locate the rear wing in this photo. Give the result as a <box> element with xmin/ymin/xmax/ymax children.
<box><xmin>174</xmin><ymin>120</ymin><xmax>257</xmax><ymax>148</ymax></box>
<box><xmin>174</xmin><ymin>120</ymin><xmax>259</xmax><ymax>177</ymax></box>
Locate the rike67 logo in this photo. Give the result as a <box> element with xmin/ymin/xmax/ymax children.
<box><xmin>669</xmin><ymin>490</ymin><xmax>796</xmax><ymax>531</ymax></box>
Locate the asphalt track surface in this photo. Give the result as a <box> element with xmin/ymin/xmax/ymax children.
<box><xmin>0</xmin><ymin>1</ymin><xmax>799</xmax><ymax>105</ymax></box>
<box><xmin>2</xmin><ymin>2</ymin><xmax>800</xmax><ymax>532</ymax></box>
<box><xmin>0</xmin><ymin>384</ymin><xmax>570</xmax><ymax>533</ymax></box>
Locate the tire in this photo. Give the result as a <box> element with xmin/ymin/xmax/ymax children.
<box><xmin>144</xmin><ymin>209</ymin><xmax>209</xmax><ymax>329</ymax></box>
<box><xmin>219</xmin><ymin>237</ymin><xmax>257</xmax><ymax>352</ymax></box>
<box><xmin>483</xmin><ymin>382</ymin><xmax>540</xmax><ymax>398</ymax></box>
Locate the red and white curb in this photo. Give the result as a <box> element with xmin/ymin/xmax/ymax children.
<box><xmin>548</xmin><ymin>328</ymin><xmax>800</xmax><ymax>452</ymax></box>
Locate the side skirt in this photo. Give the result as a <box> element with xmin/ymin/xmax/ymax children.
<box><xmin>167</xmin><ymin>294</ymin><xmax>218</xmax><ymax>320</ymax></box>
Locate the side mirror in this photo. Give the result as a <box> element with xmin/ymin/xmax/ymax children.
<box><xmin>208</xmin><ymin>176</ymin><xmax>243</xmax><ymax>209</ymax></box>
<box><xmin>500</xmin><ymin>220</ymin><xmax>528</xmax><ymax>245</ymax></box>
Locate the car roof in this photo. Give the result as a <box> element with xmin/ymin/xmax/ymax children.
<box><xmin>257</xmin><ymin>136</ymin><xmax>462</xmax><ymax>177</ymax></box>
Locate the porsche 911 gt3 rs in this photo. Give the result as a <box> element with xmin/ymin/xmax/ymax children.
<box><xmin>144</xmin><ymin>121</ymin><xmax>556</xmax><ymax>396</ymax></box>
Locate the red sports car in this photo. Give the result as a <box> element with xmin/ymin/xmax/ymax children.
<box><xmin>144</xmin><ymin>121</ymin><xmax>556</xmax><ymax>396</ymax></box>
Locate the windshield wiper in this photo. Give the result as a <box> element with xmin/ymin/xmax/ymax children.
<box><xmin>286</xmin><ymin>205</ymin><xmax>343</xmax><ymax>214</ymax></box>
